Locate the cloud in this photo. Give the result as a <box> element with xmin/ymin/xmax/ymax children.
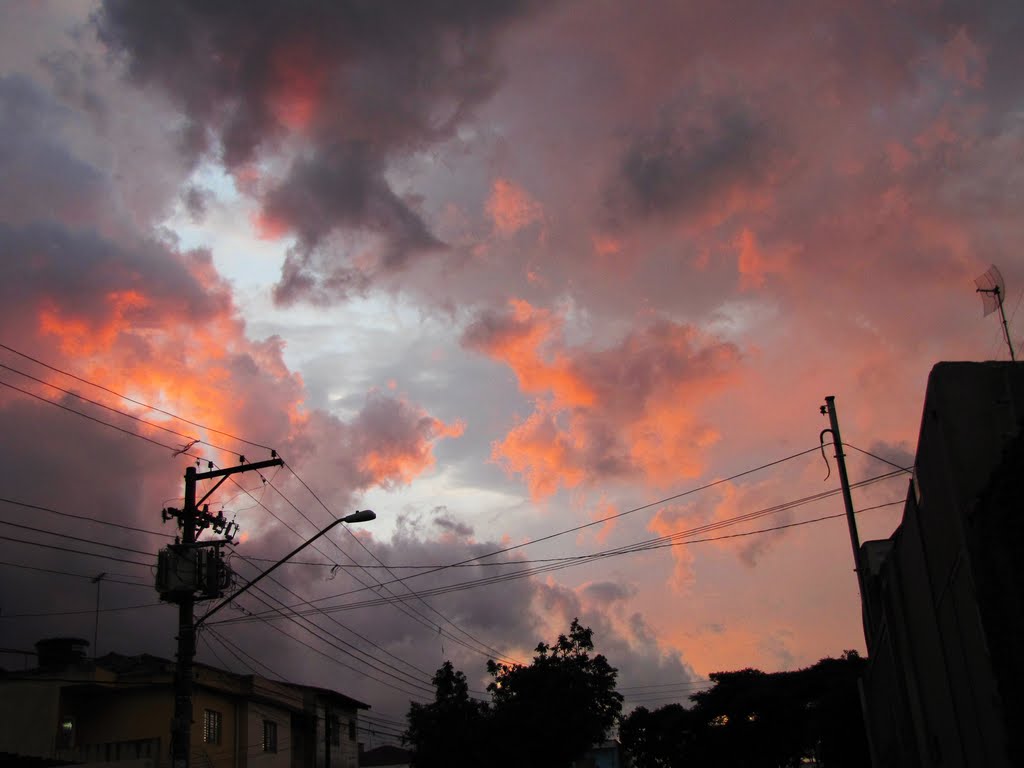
<box><xmin>463</xmin><ymin>300</ymin><xmax>741</xmax><ymax>495</ymax></box>
<box><xmin>606</xmin><ymin>95</ymin><xmax>781</xmax><ymax>227</ymax></box>
<box><xmin>95</xmin><ymin>0</ymin><xmax>547</xmax><ymax>301</ymax></box>
<box><xmin>486</xmin><ymin>178</ymin><xmax>544</xmax><ymax>236</ymax></box>
<box><xmin>581</xmin><ymin>580</ymin><xmax>637</xmax><ymax>605</ymax></box>
<box><xmin>0</xmin><ymin>75</ymin><xmax>106</xmax><ymax>229</ymax></box>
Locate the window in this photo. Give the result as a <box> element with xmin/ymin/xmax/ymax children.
<box><xmin>329</xmin><ymin>714</ymin><xmax>340</xmax><ymax>747</ymax></box>
<box><xmin>203</xmin><ymin>709</ymin><xmax>222</xmax><ymax>744</ymax></box>
<box><xmin>348</xmin><ymin>719</ymin><xmax>356</xmax><ymax>741</ymax></box>
<box><xmin>262</xmin><ymin>720</ymin><xmax>278</xmax><ymax>753</ymax></box>
<box><xmin>57</xmin><ymin>716</ymin><xmax>75</xmax><ymax>748</ymax></box>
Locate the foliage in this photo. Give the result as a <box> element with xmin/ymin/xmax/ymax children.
<box><xmin>618</xmin><ymin>703</ymin><xmax>696</xmax><ymax>768</ymax></box>
<box><xmin>486</xmin><ymin>618</ymin><xmax>623</xmax><ymax>768</ymax></box>
<box><xmin>406</xmin><ymin>619</ymin><xmax>623</xmax><ymax>768</ymax></box>
<box><xmin>405</xmin><ymin>661</ymin><xmax>490</xmax><ymax>768</ymax></box>
<box><xmin>620</xmin><ymin>651</ymin><xmax>868</xmax><ymax>768</ymax></box>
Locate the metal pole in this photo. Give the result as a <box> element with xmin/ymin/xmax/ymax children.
<box><xmin>997</xmin><ymin>289</ymin><xmax>1016</xmax><ymax>362</ymax></box>
<box><xmin>822</xmin><ymin>396</ymin><xmax>869</xmax><ymax>643</ymax></box>
<box><xmin>172</xmin><ymin>466</ymin><xmax>197</xmax><ymax>768</ymax></box>
<box><xmin>91</xmin><ymin>573</ymin><xmax>106</xmax><ymax>657</ymax></box>
<box><xmin>197</xmin><ymin>511</ymin><xmax>373</xmax><ymax>628</ymax></box>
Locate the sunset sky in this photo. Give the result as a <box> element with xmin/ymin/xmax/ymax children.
<box><xmin>2</xmin><ymin>0</ymin><xmax>1022</xmax><ymax>738</ymax></box>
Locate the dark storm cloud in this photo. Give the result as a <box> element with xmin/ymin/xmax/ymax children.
<box><xmin>263</xmin><ymin>143</ymin><xmax>441</xmax><ymax>252</ymax></box>
<box><xmin>0</xmin><ymin>222</ymin><xmax>226</xmax><ymax>328</ymax></box>
<box><xmin>95</xmin><ymin>0</ymin><xmax>546</xmax><ymax>299</ymax></box>
<box><xmin>0</xmin><ymin>75</ymin><xmax>105</xmax><ymax>228</ymax></box>
<box><xmin>608</xmin><ymin>98</ymin><xmax>781</xmax><ymax>224</ymax></box>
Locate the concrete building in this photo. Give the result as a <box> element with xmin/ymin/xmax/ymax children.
<box><xmin>860</xmin><ymin>362</ymin><xmax>1024</xmax><ymax>768</ymax></box>
<box><xmin>0</xmin><ymin>637</ymin><xmax>368</xmax><ymax>768</ymax></box>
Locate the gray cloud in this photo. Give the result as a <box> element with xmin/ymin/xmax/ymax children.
<box><xmin>581</xmin><ymin>580</ymin><xmax>637</xmax><ymax>605</ymax></box>
<box><xmin>608</xmin><ymin>97</ymin><xmax>781</xmax><ymax>224</ymax></box>
<box><xmin>95</xmin><ymin>0</ymin><xmax>547</xmax><ymax>302</ymax></box>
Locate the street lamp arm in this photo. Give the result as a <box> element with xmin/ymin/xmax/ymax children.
<box><xmin>196</xmin><ymin>510</ymin><xmax>375</xmax><ymax>627</ymax></box>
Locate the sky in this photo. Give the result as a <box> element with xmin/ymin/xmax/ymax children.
<box><xmin>1</xmin><ymin>0</ymin><xmax>1022</xmax><ymax>737</ymax></box>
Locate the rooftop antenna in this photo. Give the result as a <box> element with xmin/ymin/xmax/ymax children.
<box><xmin>974</xmin><ymin>264</ymin><xmax>1016</xmax><ymax>362</ymax></box>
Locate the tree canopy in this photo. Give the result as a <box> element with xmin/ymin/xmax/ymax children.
<box><xmin>405</xmin><ymin>661</ymin><xmax>489</xmax><ymax>768</ymax></box>
<box><xmin>405</xmin><ymin>619</ymin><xmax>623</xmax><ymax>768</ymax></box>
<box><xmin>620</xmin><ymin>651</ymin><xmax>868</xmax><ymax>768</ymax></box>
<box><xmin>487</xmin><ymin>618</ymin><xmax>623</xmax><ymax>768</ymax></box>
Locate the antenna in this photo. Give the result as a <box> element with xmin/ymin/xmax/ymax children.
<box><xmin>974</xmin><ymin>264</ymin><xmax>1016</xmax><ymax>361</ymax></box>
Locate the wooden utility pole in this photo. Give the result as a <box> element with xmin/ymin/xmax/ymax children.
<box><xmin>820</xmin><ymin>396</ymin><xmax>870</xmax><ymax>645</ymax></box>
<box><xmin>161</xmin><ymin>457</ymin><xmax>282</xmax><ymax>768</ymax></box>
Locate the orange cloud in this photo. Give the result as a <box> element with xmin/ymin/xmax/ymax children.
<box><xmin>735</xmin><ymin>228</ymin><xmax>794</xmax><ymax>291</ymax></box>
<box><xmin>465</xmin><ymin>300</ymin><xmax>742</xmax><ymax>497</ymax></box>
<box><xmin>355</xmin><ymin>394</ymin><xmax>465</xmax><ymax>488</ymax></box>
<box><xmin>486</xmin><ymin>179</ymin><xmax>544</xmax><ymax>236</ymax></box>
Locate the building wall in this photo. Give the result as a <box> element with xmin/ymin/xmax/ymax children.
<box><xmin>60</xmin><ymin>686</ymin><xmax>170</xmax><ymax>766</ymax></box>
<box><xmin>245</xmin><ymin>700</ymin><xmax>292</xmax><ymax>768</ymax></box>
<box><xmin>312</xmin><ymin>701</ymin><xmax>360</xmax><ymax>768</ymax></box>
<box><xmin>192</xmin><ymin>687</ymin><xmax>243</xmax><ymax>768</ymax></box>
<box><xmin>862</xmin><ymin>362</ymin><xmax>1023</xmax><ymax>768</ymax></box>
<box><xmin>0</xmin><ymin>680</ymin><xmax>61</xmax><ymax>757</ymax></box>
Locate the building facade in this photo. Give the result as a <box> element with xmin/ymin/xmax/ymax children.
<box><xmin>0</xmin><ymin>638</ymin><xmax>368</xmax><ymax>768</ymax></box>
<box><xmin>860</xmin><ymin>362</ymin><xmax>1023</xmax><ymax>768</ymax></box>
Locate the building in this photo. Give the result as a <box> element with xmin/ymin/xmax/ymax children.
<box><xmin>0</xmin><ymin>637</ymin><xmax>368</xmax><ymax>768</ymax></box>
<box><xmin>860</xmin><ymin>361</ymin><xmax>1024</xmax><ymax>768</ymax></box>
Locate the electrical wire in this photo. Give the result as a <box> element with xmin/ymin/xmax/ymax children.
<box><xmin>0</xmin><ymin>497</ymin><xmax>173</xmax><ymax>539</ymax></box>
<box><xmin>0</xmin><ymin>533</ymin><xmax>153</xmax><ymax>568</ymax></box>
<box><xmin>213</xmin><ymin>474</ymin><xmax>904</xmax><ymax>626</ymax></box>
<box><xmin>219</xmin><ymin>471</ymin><xmax>485</xmax><ymax>669</ymax></box>
<box><xmin>843</xmin><ymin>443</ymin><xmax>913</xmax><ymax>474</ymax></box>
<box><xmin>0</xmin><ymin>519</ymin><xmax>155</xmax><ymax>558</ymax></box>
<box><xmin>212</xmin><ymin>574</ymin><xmax>434</xmax><ymax>698</ymax></box>
<box><xmin>0</xmin><ymin>361</ymin><xmax>241</xmax><ymax>457</ymax></box>
<box><xmin>283</xmin><ymin>445</ymin><xmax>829</xmax><ymax>605</ymax></box>
<box><xmin>0</xmin><ymin>341</ymin><xmax>274</xmax><ymax>451</ymax></box>
<box><xmin>282</xmin><ymin>463</ymin><xmax>522</xmax><ymax>666</ymax></box>
<box><xmin>0</xmin><ymin>377</ymin><xmax>212</xmax><ymax>463</ymax></box>
<box><xmin>226</xmin><ymin>550</ymin><xmax>435</xmax><ymax>687</ymax></box>
<box><xmin>0</xmin><ymin>559</ymin><xmax>149</xmax><ymax>586</ymax></box>
<box><xmin>0</xmin><ymin>602</ymin><xmax>165</xmax><ymax>619</ymax></box>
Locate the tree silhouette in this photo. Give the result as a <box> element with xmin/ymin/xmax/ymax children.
<box><xmin>405</xmin><ymin>661</ymin><xmax>489</xmax><ymax>768</ymax></box>
<box><xmin>620</xmin><ymin>652</ymin><xmax>868</xmax><ymax>768</ymax></box>
<box><xmin>486</xmin><ymin>618</ymin><xmax>623</xmax><ymax>768</ymax></box>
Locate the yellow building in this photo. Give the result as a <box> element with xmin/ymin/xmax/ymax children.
<box><xmin>0</xmin><ymin>638</ymin><xmax>368</xmax><ymax>768</ymax></box>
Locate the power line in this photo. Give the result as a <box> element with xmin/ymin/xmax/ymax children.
<box><xmin>0</xmin><ymin>361</ymin><xmax>241</xmax><ymax>456</ymax></box>
<box><xmin>283</xmin><ymin>463</ymin><xmax>522</xmax><ymax>666</ymax></box>
<box><xmin>0</xmin><ymin>602</ymin><xmax>164</xmax><ymax>619</ymax></box>
<box><xmin>844</xmin><ymin>443</ymin><xmax>914</xmax><ymax>474</ymax></box>
<box><xmin>220</xmin><ymin>471</ymin><xmax>487</xmax><ymax>669</ymax></box>
<box><xmin>247</xmin><ymin>467</ymin><xmax>514</xmax><ymax>668</ymax></box>
<box><xmin>0</xmin><ymin>497</ymin><xmax>173</xmax><ymax>539</ymax></box>
<box><xmin>214</xmin><ymin>588</ymin><xmax>432</xmax><ymax>700</ymax></box>
<box><xmin>0</xmin><ymin>533</ymin><xmax>154</xmax><ymax>568</ymax></box>
<box><xmin>214</xmin><ymin>474</ymin><xmax>904</xmax><ymax>626</ymax></box>
<box><xmin>0</xmin><ymin>377</ymin><xmax>207</xmax><ymax>460</ymax></box>
<box><xmin>0</xmin><ymin>518</ymin><xmax>155</xmax><ymax>558</ymax></box>
<box><xmin>0</xmin><ymin>341</ymin><xmax>273</xmax><ymax>451</ymax></box>
<box><xmin>0</xmin><ymin>559</ymin><xmax>150</xmax><ymax>587</ymax></box>
<box><xmin>295</xmin><ymin>445</ymin><xmax>829</xmax><ymax>603</ymax></box>
<box><xmin>227</xmin><ymin>550</ymin><xmax>435</xmax><ymax>688</ymax></box>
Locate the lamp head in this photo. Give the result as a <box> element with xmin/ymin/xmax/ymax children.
<box><xmin>341</xmin><ymin>509</ymin><xmax>376</xmax><ymax>524</ymax></box>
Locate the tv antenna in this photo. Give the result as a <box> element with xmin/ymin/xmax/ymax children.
<box><xmin>974</xmin><ymin>264</ymin><xmax>1016</xmax><ymax>362</ymax></box>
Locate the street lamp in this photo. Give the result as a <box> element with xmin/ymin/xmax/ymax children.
<box><xmin>197</xmin><ymin>510</ymin><xmax>376</xmax><ymax>627</ymax></box>
<box><xmin>170</xmin><ymin>508</ymin><xmax>375</xmax><ymax>768</ymax></box>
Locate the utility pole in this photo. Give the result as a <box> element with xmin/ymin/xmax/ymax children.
<box><xmin>158</xmin><ymin>456</ymin><xmax>282</xmax><ymax>768</ymax></box>
<box><xmin>91</xmin><ymin>573</ymin><xmax>106</xmax><ymax>658</ymax></box>
<box><xmin>820</xmin><ymin>396</ymin><xmax>870</xmax><ymax>645</ymax></box>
